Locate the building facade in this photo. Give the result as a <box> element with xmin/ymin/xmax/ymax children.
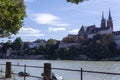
<box><xmin>78</xmin><ymin>9</ymin><xmax>120</xmax><ymax>46</ymax></box>
<box><xmin>59</xmin><ymin>9</ymin><xmax>120</xmax><ymax>48</ymax></box>
<box><xmin>78</xmin><ymin>9</ymin><xmax>114</xmax><ymax>39</ymax></box>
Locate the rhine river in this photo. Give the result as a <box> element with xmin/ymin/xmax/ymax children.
<box><xmin>0</xmin><ymin>59</ymin><xmax>120</xmax><ymax>80</ymax></box>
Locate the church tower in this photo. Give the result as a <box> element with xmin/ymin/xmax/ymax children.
<box><xmin>107</xmin><ymin>9</ymin><xmax>113</xmax><ymax>30</ymax></box>
<box><xmin>100</xmin><ymin>12</ymin><xmax>106</xmax><ymax>28</ymax></box>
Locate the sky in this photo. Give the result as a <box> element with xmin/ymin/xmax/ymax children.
<box><xmin>1</xmin><ymin>0</ymin><xmax>120</xmax><ymax>42</ymax></box>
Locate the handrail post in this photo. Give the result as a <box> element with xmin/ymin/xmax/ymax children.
<box><xmin>81</xmin><ymin>68</ymin><xmax>83</xmax><ymax>80</ymax></box>
<box><xmin>44</xmin><ymin>63</ymin><xmax>52</xmax><ymax>80</ymax></box>
<box><xmin>24</xmin><ymin>64</ymin><xmax>26</xmax><ymax>80</ymax></box>
<box><xmin>5</xmin><ymin>62</ymin><xmax>11</xmax><ymax>78</ymax></box>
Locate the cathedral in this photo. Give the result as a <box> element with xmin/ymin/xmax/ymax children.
<box><xmin>78</xmin><ymin>9</ymin><xmax>120</xmax><ymax>40</ymax></box>
<box><xmin>59</xmin><ymin>9</ymin><xmax>120</xmax><ymax>48</ymax></box>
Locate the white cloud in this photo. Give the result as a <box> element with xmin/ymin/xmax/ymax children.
<box><xmin>18</xmin><ymin>27</ymin><xmax>45</xmax><ymax>37</ymax></box>
<box><xmin>48</xmin><ymin>27</ymin><xmax>66</xmax><ymax>32</ymax></box>
<box><xmin>69</xmin><ymin>29</ymin><xmax>79</xmax><ymax>34</ymax></box>
<box><xmin>33</xmin><ymin>13</ymin><xmax>70</xmax><ymax>27</ymax></box>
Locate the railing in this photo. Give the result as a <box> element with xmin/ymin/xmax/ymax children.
<box><xmin>0</xmin><ymin>62</ymin><xmax>43</xmax><ymax>80</ymax></box>
<box><xmin>0</xmin><ymin>62</ymin><xmax>120</xmax><ymax>80</ymax></box>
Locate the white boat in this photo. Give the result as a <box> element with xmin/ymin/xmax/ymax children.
<box><xmin>52</xmin><ymin>73</ymin><xmax>63</xmax><ymax>80</ymax></box>
<box><xmin>39</xmin><ymin>73</ymin><xmax>63</xmax><ymax>80</ymax></box>
<box><xmin>18</xmin><ymin>72</ymin><xmax>30</xmax><ymax>77</ymax></box>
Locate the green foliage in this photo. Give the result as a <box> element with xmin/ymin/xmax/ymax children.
<box><xmin>0</xmin><ymin>34</ymin><xmax>118</xmax><ymax>60</ymax></box>
<box><xmin>13</xmin><ymin>37</ymin><xmax>23</xmax><ymax>50</ymax></box>
<box><xmin>67</xmin><ymin>0</ymin><xmax>85</xmax><ymax>4</ymax></box>
<box><xmin>47</xmin><ymin>38</ymin><xmax>57</xmax><ymax>45</ymax></box>
<box><xmin>28</xmin><ymin>49</ymin><xmax>36</xmax><ymax>55</ymax></box>
<box><xmin>55</xmin><ymin>46</ymin><xmax>80</xmax><ymax>60</ymax></box>
<box><xmin>35</xmin><ymin>45</ymin><xmax>47</xmax><ymax>55</ymax></box>
<box><xmin>1</xmin><ymin>43</ymin><xmax>9</xmax><ymax>53</ymax></box>
<box><xmin>45</xmin><ymin>41</ymin><xmax>59</xmax><ymax>59</ymax></box>
<box><xmin>62</xmin><ymin>35</ymin><xmax>83</xmax><ymax>43</ymax></box>
<box><xmin>23</xmin><ymin>42</ymin><xmax>30</xmax><ymax>50</ymax></box>
<box><xmin>102</xmin><ymin>33</ymin><xmax>115</xmax><ymax>45</ymax></box>
<box><xmin>81</xmin><ymin>34</ymin><xmax>118</xmax><ymax>60</ymax></box>
<box><xmin>55</xmin><ymin>48</ymin><xmax>69</xmax><ymax>60</ymax></box>
<box><xmin>67</xmin><ymin>46</ymin><xmax>79</xmax><ymax>59</ymax></box>
<box><xmin>93</xmin><ymin>34</ymin><xmax>101</xmax><ymax>41</ymax></box>
<box><xmin>0</xmin><ymin>0</ymin><xmax>26</xmax><ymax>37</ymax></box>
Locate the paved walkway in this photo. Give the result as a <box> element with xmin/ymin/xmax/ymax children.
<box><xmin>0</xmin><ymin>78</ymin><xmax>12</xmax><ymax>80</ymax></box>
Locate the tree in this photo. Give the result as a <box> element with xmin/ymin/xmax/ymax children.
<box><xmin>102</xmin><ymin>33</ymin><xmax>115</xmax><ymax>45</ymax></box>
<box><xmin>23</xmin><ymin>42</ymin><xmax>30</xmax><ymax>50</ymax></box>
<box><xmin>67</xmin><ymin>46</ymin><xmax>79</xmax><ymax>59</ymax></box>
<box><xmin>67</xmin><ymin>0</ymin><xmax>85</xmax><ymax>4</ymax></box>
<box><xmin>0</xmin><ymin>0</ymin><xmax>26</xmax><ymax>37</ymax></box>
<box><xmin>35</xmin><ymin>45</ymin><xmax>47</xmax><ymax>55</ymax></box>
<box><xmin>45</xmin><ymin>38</ymin><xmax>59</xmax><ymax>59</ymax></box>
<box><xmin>81</xmin><ymin>33</ymin><xmax>117</xmax><ymax>60</ymax></box>
<box><xmin>56</xmin><ymin>48</ymin><xmax>69</xmax><ymax>60</ymax></box>
<box><xmin>13</xmin><ymin>37</ymin><xmax>23</xmax><ymax>50</ymax></box>
<box><xmin>62</xmin><ymin>36</ymin><xmax>78</xmax><ymax>43</ymax></box>
<box><xmin>1</xmin><ymin>43</ymin><xmax>11</xmax><ymax>55</ymax></box>
<box><xmin>93</xmin><ymin>34</ymin><xmax>101</xmax><ymax>41</ymax></box>
<box><xmin>78</xmin><ymin>36</ymin><xmax>84</xmax><ymax>42</ymax></box>
<box><xmin>47</xmin><ymin>38</ymin><xmax>57</xmax><ymax>45</ymax></box>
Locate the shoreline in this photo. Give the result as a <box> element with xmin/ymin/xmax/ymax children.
<box><xmin>0</xmin><ymin>58</ymin><xmax>120</xmax><ymax>62</ymax></box>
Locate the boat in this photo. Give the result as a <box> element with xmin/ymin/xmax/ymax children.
<box><xmin>18</xmin><ymin>71</ymin><xmax>30</xmax><ymax>77</ymax></box>
<box><xmin>40</xmin><ymin>73</ymin><xmax>63</xmax><ymax>80</ymax></box>
<box><xmin>52</xmin><ymin>73</ymin><xmax>63</xmax><ymax>80</ymax></box>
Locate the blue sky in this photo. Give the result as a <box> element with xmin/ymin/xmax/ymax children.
<box><xmin>1</xmin><ymin>0</ymin><xmax>120</xmax><ymax>42</ymax></box>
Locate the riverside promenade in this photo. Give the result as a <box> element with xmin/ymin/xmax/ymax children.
<box><xmin>1</xmin><ymin>61</ymin><xmax>120</xmax><ymax>80</ymax></box>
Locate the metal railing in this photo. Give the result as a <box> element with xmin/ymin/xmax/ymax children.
<box><xmin>0</xmin><ymin>62</ymin><xmax>43</xmax><ymax>80</ymax></box>
<box><xmin>0</xmin><ymin>62</ymin><xmax>120</xmax><ymax>80</ymax></box>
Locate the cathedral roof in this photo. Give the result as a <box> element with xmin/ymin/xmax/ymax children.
<box><xmin>78</xmin><ymin>25</ymin><xmax>96</xmax><ymax>35</ymax></box>
<box><xmin>86</xmin><ymin>25</ymin><xmax>96</xmax><ymax>32</ymax></box>
<box><xmin>88</xmin><ymin>27</ymin><xmax>110</xmax><ymax>34</ymax></box>
<box><xmin>79</xmin><ymin>26</ymin><xmax>84</xmax><ymax>33</ymax></box>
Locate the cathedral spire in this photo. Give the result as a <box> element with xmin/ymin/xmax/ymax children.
<box><xmin>107</xmin><ymin>9</ymin><xmax>113</xmax><ymax>30</ymax></box>
<box><xmin>102</xmin><ymin>11</ymin><xmax>104</xmax><ymax>19</ymax></box>
<box><xmin>108</xmin><ymin>8</ymin><xmax>112</xmax><ymax>20</ymax></box>
<box><xmin>101</xmin><ymin>11</ymin><xmax>106</xmax><ymax>28</ymax></box>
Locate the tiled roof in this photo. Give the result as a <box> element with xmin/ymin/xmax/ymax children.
<box><xmin>88</xmin><ymin>27</ymin><xmax>110</xmax><ymax>34</ymax></box>
<box><xmin>88</xmin><ymin>28</ymin><xmax>101</xmax><ymax>34</ymax></box>
<box><xmin>78</xmin><ymin>25</ymin><xmax>96</xmax><ymax>35</ymax></box>
<box><xmin>86</xmin><ymin>25</ymin><xmax>96</xmax><ymax>32</ymax></box>
<box><xmin>78</xmin><ymin>26</ymin><xmax>85</xmax><ymax>34</ymax></box>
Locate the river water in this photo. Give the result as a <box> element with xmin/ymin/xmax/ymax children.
<box><xmin>0</xmin><ymin>59</ymin><xmax>120</xmax><ymax>80</ymax></box>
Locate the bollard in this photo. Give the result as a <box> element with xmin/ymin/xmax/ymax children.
<box><xmin>24</xmin><ymin>64</ymin><xmax>26</xmax><ymax>80</ymax></box>
<box><xmin>81</xmin><ymin>68</ymin><xmax>83</xmax><ymax>80</ymax></box>
<box><xmin>44</xmin><ymin>63</ymin><xmax>52</xmax><ymax>80</ymax></box>
<box><xmin>5</xmin><ymin>62</ymin><xmax>11</xmax><ymax>78</ymax></box>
